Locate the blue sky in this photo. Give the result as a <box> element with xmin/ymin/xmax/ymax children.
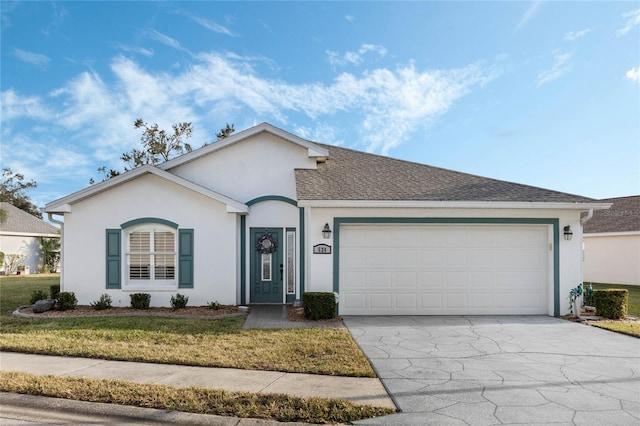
<box><xmin>1</xmin><ymin>1</ymin><xmax>639</xmax><ymax>209</ymax></box>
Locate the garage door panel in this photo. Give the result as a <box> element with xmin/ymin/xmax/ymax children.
<box><xmin>339</xmin><ymin>224</ymin><xmax>549</xmax><ymax>315</ymax></box>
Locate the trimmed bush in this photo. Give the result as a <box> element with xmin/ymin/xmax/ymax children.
<box><xmin>170</xmin><ymin>293</ymin><xmax>189</xmax><ymax>310</ymax></box>
<box><xmin>130</xmin><ymin>293</ymin><xmax>151</xmax><ymax>309</ymax></box>
<box><xmin>50</xmin><ymin>285</ymin><xmax>60</xmax><ymax>300</ymax></box>
<box><xmin>90</xmin><ymin>294</ymin><xmax>112</xmax><ymax>310</ymax></box>
<box><xmin>56</xmin><ymin>292</ymin><xmax>77</xmax><ymax>311</ymax></box>
<box><xmin>30</xmin><ymin>290</ymin><xmax>49</xmax><ymax>305</ymax></box>
<box><xmin>592</xmin><ymin>289</ymin><xmax>628</xmax><ymax>319</ymax></box>
<box><xmin>302</xmin><ymin>292</ymin><xmax>336</xmax><ymax>320</ymax></box>
<box><xmin>207</xmin><ymin>301</ymin><xmax>221</xmax><ymax>310</ymax></box>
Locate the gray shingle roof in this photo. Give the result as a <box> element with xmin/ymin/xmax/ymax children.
<box><xmin>0</xmin><ymin>202</ymin><xmax>60</xmax><ymax>235</ymax></box>
<box><xmin>583</xmin><ymin>196</ymin><xmax>640</xmax><ymax>233</ymax></box>
<box><xmin>295</xmin><ymin>143</ymin><xmax>596</xmax><ymax>203</ymax></box>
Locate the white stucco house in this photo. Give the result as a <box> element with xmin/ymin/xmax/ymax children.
<box><xmin>44</xmin><ymin>123</ymin><xmax>609</xmax><ymax>316</ymax></box>
<box><xmin>1</xmin><ymin>202</ymin><xmax>60</xmax><ymax>274</ymax></box>
<box><xmin>583</xmin><ymin>195</ymin><xmax>639</xmax><ymax>286</ymax></box>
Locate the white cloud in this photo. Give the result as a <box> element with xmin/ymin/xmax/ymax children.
<box><xmin>3</xmin><ymin>50</ymin><xmax>496</xmax><ymax>182</ymax></box>
<box><xmin>564</xmin><ymin>28</ymin><xmax>592</xmax><ymax>41</ymax></box>
<box><xmin>188</xmin><ymin>15</ymin><xmax>236</xmax><ymax>37</ymax></box>
<box><xmin>148</xmin><ymin>29</ymin><xmax>184</xmax><ymax>51</ymax></box>
<box><xmin>617</xmin><ymin>8</ymin><xmax>640</xmax><ymax>36</ymax></box>
<box><xmin>117</xmin><ymin>44</ymin><xmax>154</xmax><ymax>57</ymax></box>
<box><xmin>626</xmin><ymin>66</ymin><xmax>640</xmax><ymax>84</ymax></box>
<box><xmin>345</xmin><ymin>15</ymin><xmax>354</xmax><ymax>22</ymax></box>
<box><xmin>536</xmin><ymin>51</ymin><xmax>572</xmax><ymax>87</ymax></box>
<box><xmin>515</xmin><ymin>1</ymin><xmax>542</xmax><ymax>32</ymax></box>
<box><xmin>0</xmin><ymin>89</ymin><xmax>51</xmax><ymax>122</ymax></box>
<box><xmin>13</xmin><ymin>49</ymin><xmax>50</xmax><ymax>67</ymax></box>
<box><xmin>327</xmin><ymin>44</ymin><xmax>388</xmax><ymax>68</ymax></box>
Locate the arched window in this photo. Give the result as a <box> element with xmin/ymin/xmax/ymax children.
<box><xmin>125</xmin><ymin>224</ymin><xmax>176</xmax><ymax>285</ymax></box>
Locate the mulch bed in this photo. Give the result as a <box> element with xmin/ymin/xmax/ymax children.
<box><xmin>16</xmin><ymin>305</ymin><xmax>242</xmax><ymax>319</ymax></box>
<box><xmin>287</xmin><ymin>306</ymin><xmax>342</xmax><ymax>323</ymax></box>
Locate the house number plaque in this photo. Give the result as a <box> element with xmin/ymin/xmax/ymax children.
<box><xmin>313</xmin><ymin>244</ymin><xmax>332</xmax><ymax>254</ymax></box>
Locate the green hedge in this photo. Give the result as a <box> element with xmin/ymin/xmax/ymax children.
<box><xmin>592</xmin><ymin>289</ymin><xmax>628</xmax><ymax>319</ymax></box>
<box><xmin>302</xmin><ymin>292</ymin><xmax>336</xmax><ymax>320</ymax></box>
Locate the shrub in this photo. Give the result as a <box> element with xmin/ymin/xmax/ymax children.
<box><xmin>170</xmin><ymin>293</ymin><xmax>189</xmax><ymax>310</ymax></box>
<box><xmin>50</xmin><ymin>285</ymin><xmax>60</xmax><ymax>300</ymax></box>
<box><xmin>592</xmin><ymin>289</ymin><xmax>628</xmax><ymax>319</ymax></box>
<box><xmin>30</xmin><ymin>290</ymin><xmax>49</xmax><ymax>305</ymax></box>
<box><xmin>130</xmin><ymin>293</ymin><xmax>151</xmax><ymax>309</ymax></box>
<box><xmin>302</xmin><ymin>292</ymin><xmax>336</xmax><ymax>320</ymax></box>
<box><xmin>56</xmin><ymin>292</ymin><xmax>77</xmax><ymax>311</ymax></box>
<box><xmin>207</xmin><ymin>301</ymin><xmax>221</xmax><ymax>310</ymax></box>
<box><xmin>90</xmin><ymin>294</ymin><xmax>112</xmax><ymax>310</ymax></box>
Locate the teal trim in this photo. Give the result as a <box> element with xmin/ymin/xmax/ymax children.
<box><xmin>299</xmin><ymin>207</ymin><xmax>305</xmax><ymax>296</ymax></box>
<box><xmin>246</xmin><ymin>195</ymin><xmax>298</xmax><ymax>207</ymax></box>
<box><xmin>105</xmin><ymin>229</ymin><xmax>121</xmax><ymax>289</ymax></box>
<box><xmin>240</xmin><ymin>216</ymin><xmax>246</xmax><ymax>305</ymax></box>
<box><xmin>332</xmin><ymin>217</ymin><xmax>561</xmax><ymax>316</ymax></box>
<box><xmin>286</xmin><ymin>227</ymin><xmax>296</xmax><ymax>304</ymax></box>
<box><xmin>121</xmin><ymin>217</ymin><xmax>178</xmax><ymax>229</ymax></box>
<box><xmin>178</xmin><ymin>229</ymin><xmax>194</xmax><ymax>288</ymax></box>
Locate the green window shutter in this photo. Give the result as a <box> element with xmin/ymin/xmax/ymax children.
<box><xmin>178</xmin><ymin>229</ymin><xmax>194</xmax><ymax>288</ymax></box>
<box><xmin>105</xmin><ymin>229</ymin><xmax>121</xmax><ymax>289</ymax></box>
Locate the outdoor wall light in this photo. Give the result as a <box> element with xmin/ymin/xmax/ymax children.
<box><xmin>322</xmin><ymin>223</ymin><xmax>332</xmax><ymax>239</ymax></box>
<box><xmin>563</xmin><ymin>225</ymin><xmax>573</xmax><ymax>241</ymax></box>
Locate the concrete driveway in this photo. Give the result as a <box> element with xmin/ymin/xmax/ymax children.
<box><xmin>344</xmin><ymin>316</ymin><xmax>640</xmax><ymax>425</ymax></box>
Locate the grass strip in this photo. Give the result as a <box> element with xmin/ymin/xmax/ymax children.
<box><xmin>589</xmin><ymin>322</ymin><xmax>640</xmax><ymax>338</ymax></box>
<box><xmin>0</xmin><ymin>371</ymin><xmax>394</xmax><ymax>424</ymax></box>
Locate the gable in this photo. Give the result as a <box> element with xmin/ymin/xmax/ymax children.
<box><xmin>165</xmin><ymin>127</ymin><xmax>324</xmax><ymax>202</ymax></box>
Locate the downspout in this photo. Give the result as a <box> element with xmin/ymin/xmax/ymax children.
<box><xmin>577</xmin><ymin>208</ymin><xmax>594</xmax><ymax>316</ymax></box>
<box><xmin>47</xmin><ymin>212</ymin><xmax>64</xmax><ymax>289</ymax></box>
<box><xmin>580</xmin><ymin>209</ymin><xmax>594</xmax><ymax>225</ymax></box>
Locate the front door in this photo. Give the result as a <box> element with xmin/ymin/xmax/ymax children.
<box><xmin>250</xmin><ymin>228</ymin><xmax>283</xmax><ymax>303</ymax></box>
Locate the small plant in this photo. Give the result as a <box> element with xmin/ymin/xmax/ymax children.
<box><xmin>592</xmin><ymin>289</ymin><xmax>628</xmax><ymax>319</ymax></box>
<box><xmin>207</xmin><ymin>300</ymin><xmax>221</xmax><ymax>310</ymax></box>
<box><xmin>56</xmin><ymin>292</ymin><xmax>77</xmax><ymax>311</ymax></box>
<box><xmin>30</xmin><ymin>290</ymin><xmax>49</xmax><ymax>305</ymax></box>
<box><xmin>130</xmin><ymin>293</ymin><xmax>151</xmax><ymax>309</ymax></box>
<box><xmin>90</xmin><ymin>294</ymin><xmax>112</xmax><ymax>310</ymax></box>
<box><xmin>50</xmin><ymin>284</ymin><xmax>60</xmax><ymax>299</ymax></box>
<box><xmin>170</xmin><ymin>293</ymin><xmax>189</xmax><ymax>310</ymax></box>
<box><xmin>302</xmin><ymin>292</ymin><xmax>337</xmax><ymax>320</ymax></box>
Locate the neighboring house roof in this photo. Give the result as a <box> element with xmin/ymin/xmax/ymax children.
<box><xmin>0</xmin><ymin>202</ymin><xmax>59</xmax><ymax>235</ymax></box>
<box><xmin>44</xmin><ymin>165</ymin><xmax>248</xmax><ymax>214</ymax></box>
<box><xmin>295</xmin><ymin>143</ymin><xmax>598</xmax><ymax>204</ymax></box>
<box><xmin>583</xmin><ymin>195</ymin><xmax>640</xmax><ymax>233</ymax></box>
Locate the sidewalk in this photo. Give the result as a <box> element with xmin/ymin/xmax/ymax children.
<box><xmin>0</xmin><ymin>305</ymin><xmax>394</xmax><ymax>424</ymax></box>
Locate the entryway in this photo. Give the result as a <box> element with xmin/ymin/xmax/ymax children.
<box><xmin>250</xmin><ymin>228</ymin><xmax>283</xmax><ymax>303</ymax></box>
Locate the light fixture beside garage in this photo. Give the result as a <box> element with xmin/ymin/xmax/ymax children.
<box><xmin>563</xmin><ymin>225</ymin><xmax>573</xmax><ymax>241</ymax></box>
<box><xmin>322</xmin><ymin>223</ymin><xmax>332</xmax><ymax>239</ymax></box>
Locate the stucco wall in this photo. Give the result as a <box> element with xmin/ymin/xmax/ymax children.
<box><xmin>0</xmin><ymin>234</ymin><xmax>43</xmax><ymax>273</ymax></box>
<box><xmin>169</xmin><ymin>133</ymin><xmax>317</xmax><ymax>202</ymax></box>
<box><xmin>303</xmin><ymin>206</ymin><xmax>585</xmax><ymax>316</ymax></box>
<box><xmin>583</xmin><ymin>233</ymin><xmax>640</xmax><ymax>286</ymax></box>
<box><xmin>62</xmin><ymin>174</ymin><xmax>238</xmax><ymax>307</ymax></box>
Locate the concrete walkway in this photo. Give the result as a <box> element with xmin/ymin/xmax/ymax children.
<box><xmin>344</xmin><ymin>315</ymin><xmax>640</xmax><ymax>425</ymax></box>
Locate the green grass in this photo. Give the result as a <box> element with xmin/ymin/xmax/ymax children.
<box><xmin>590</xmin><ymin>322</ymin><xmax>640</xmax><ymax>338</ymax></box>
<box><xmin>0</xmin><ymin>275</ymin><xmax>375</xmax><ymax>377</ymax></box>
<box><xmin>586</xmin><ymin>282</ymin><xmax>640</xmax><ymax>317</ymax></box>
<box><xmin>0</xmin><ymin>371</ymin><xmax>394</xmax><ymax>423</ymax></box>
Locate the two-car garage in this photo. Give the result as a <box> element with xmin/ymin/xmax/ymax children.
<box><xmin>338</xmin><ymin>223</ymin><xmax>552</xmax><ymax>315</ymax></box>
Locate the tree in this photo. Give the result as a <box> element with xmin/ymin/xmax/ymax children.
<box><xmin>216</xmin><ymin>123</ymin><xmax>235</xmax><ymax>140</ymax></box>
<box><xmin>121</xmin><ymin>119</ymin><xmax>194</xmax><ymax>170</ymax></box>
<box><xmin>38</xmin><ymin>236</ymin><xmax>61</xmax><ymax>273</ymax></box>
<box><xmin>0</xmin><ymin>167</ymin><xmax>41</xmax><ymax>218</ymax></box>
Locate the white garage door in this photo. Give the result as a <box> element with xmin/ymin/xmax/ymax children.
<box><xmin>339</xmin><ymin>224</ymin><xmax>550</xmax><ymax>315</ymax></box>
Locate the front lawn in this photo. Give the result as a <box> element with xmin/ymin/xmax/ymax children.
<box><xmin>0</xmin><ymin>372</ymin><xmax>394</xmax><ymax>423</ymax></box>
<box><xmin>0</xmin><ymin>275</ymin><xmax>375</xmax><ymax>377</ymax></box>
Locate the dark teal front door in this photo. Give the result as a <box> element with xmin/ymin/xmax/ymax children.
<box><xmin>250</xmin><ymin>229</ymin><xmax>283</xmax><ymax>303</ymax></box>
